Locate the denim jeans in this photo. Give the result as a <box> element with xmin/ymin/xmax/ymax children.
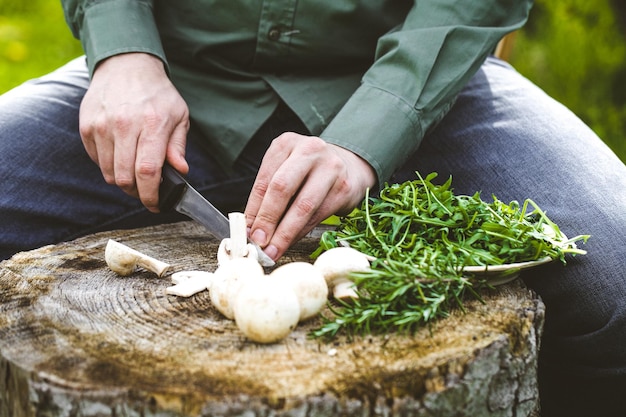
<box><xmin>1</xmin><ymin>56</ymin><xmax>625</xmax><ymax>416</ymax></box>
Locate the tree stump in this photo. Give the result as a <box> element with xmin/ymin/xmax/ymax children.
<box><xmin>0</xmin><ymin>221</ymin><xmax>544</xmax><ymax>417</ymax></box>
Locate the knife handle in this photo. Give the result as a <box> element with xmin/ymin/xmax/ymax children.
<box><xmin>159</xmin><ymin>163</ymin><xmax>187</xmax><ymax>212</ymax></box>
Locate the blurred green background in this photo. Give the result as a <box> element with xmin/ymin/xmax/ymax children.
<box><xmin>1</xmin><ymin>0</ymin><xmax>624</xmax><ymax>162</ymax></box>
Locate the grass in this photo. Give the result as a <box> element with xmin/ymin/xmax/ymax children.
<box><xmin>0</xmin><ymin>0</ymin><xmax>82</xmax><ymax>93</ymax></box>
<box><xmin>510</xmin><ymin>0</ymin><xmax>626</xmax><ymax>162</ymax></box>
<box><xmin>0</xmin><ymin>0</ymin><xmax>624</xmax><ymax>162</ymax></box>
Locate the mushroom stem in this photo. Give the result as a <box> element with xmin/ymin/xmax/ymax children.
<box><xmin>313</xmin><ymin>247</ymin><xmax>372</xmax><ymax>301</ymax></box>
<box><xmin>228</xmin><ymin>212</ymin><xmax>249</xmax><ymax>258</ymax></box>
<box><xmin>332</xmin><ymin>279</ymin><xmax>359</xmax><ymax>300</ymax></box>
<box><xmin>105</xmin><ymin>239</ymin><xmax>171</xmax><ymax>277</ymax></box>
<box><xmin>217</xmin><ymin>212</ymin><xmax>259</xmax><ymax>265</ymax></box>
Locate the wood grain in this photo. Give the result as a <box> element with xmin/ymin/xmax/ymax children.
<box><xmin>0</xmin><ymin>221</ymin><xmax>544</xmax><ymax>417</ymax></box>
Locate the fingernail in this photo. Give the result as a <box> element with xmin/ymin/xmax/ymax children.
<box><xmin>251</xmin><ymin>229</ymin><xmax>266</xmax><ymax>245</ymax></box>
<box><xmin>264</xmin><ymin>244</ymin><xmax>278</xmax><ymax>260</ymax></box>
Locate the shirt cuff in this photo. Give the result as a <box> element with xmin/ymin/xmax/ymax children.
<box><xmin>320</xmin><ymin>84</ymin><xmax>424</xmax><ymax>187</ymax></box>
<box><xmin>79</xmin><ymin>0</ymin><xmax>167</xmax><ymax>75</ymax></box>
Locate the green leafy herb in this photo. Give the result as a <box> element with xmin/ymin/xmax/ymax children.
<box><xmin>311</xmin><ymin>172</ymin><xmax>589</xmax><ymax>339</ymax></box>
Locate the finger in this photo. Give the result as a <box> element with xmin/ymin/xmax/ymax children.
<box><xmin>251</xmin><ymin>139</ymin><xmax>342</xmax><ymax>258</ymax></box>
<box><xmin>78</xmin><ymin>123</ymin><xmax>99</xmax><ymax>166</ymax></box>
<box><xmin>78</xmin><ymin>104</ymin><xmax>116</xmax><ymax>182</ymax></box>
<box><xmin>266</xmin><ymin>144</ymin><xmax>376</xmax><ymax>259</ymax></box>
<box><xmin>248</xmin><ymin>159</ymin><xmax>308</xmax><ymax>247</ymax></box>
<box><xmin>265</xmin><ymin>166</ymin><xmax>344</xmax><ymax>259</ymax></box>
<box><xmin>78</xmin><ymin>93</ymin><xmax>99</xmax><ymax>165</ymax></box>
<box><xmin>244</xmin><ymin>134</ymin><xmax>294</xmax><ymax>229</ymax></box>
<box><xmin>110</xmin><ymin>109</ymin><xmax>142</xmax><ymax>196</ymax></box>
<box><xmin>95</xmin><ymin>132</ymin><xmax>119</xmax><ymax>188</ymax></box>
<box><xmin>165</xmin><ymin>118</ymin><xmax>190</xmax><ymax>176</ymax></box>
<box><xmin>135</xmin><ymin>130</ymin><xmax>168</xmax><ymax>212</ymax></box>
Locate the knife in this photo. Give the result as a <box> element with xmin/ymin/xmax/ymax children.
<box><xmin>158</xmin><ymin>163</ymin><xmax>275</xmax><ymax>267</ymax></box>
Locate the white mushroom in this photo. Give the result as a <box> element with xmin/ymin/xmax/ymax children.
<box><xmin>269</xmin><ymin>262</ymin><xmax>328</xmax><ymax>321</ymax></box>
<box><xmin>166</xmin><ymin>271</ymin><xmax>214</xmax><ymax>297</ymax></box>
<box><xmin>209</xmin><ymin>257</ymin><xmax>264</xmax><ymax>319</ymax></box>
<box><xmin>217</xmin><ymin>212</ymin><xmax>259</xmax><ymax>265</ymax></box>
<box><xmin>170</xmin><ymin>270</ymin><xmax>212</xmax><ymax>285</ymax></box>
<box><xmin>105</xmin><ymin>239</ymin><xmax>170</xmax><ymax>277</ymax></box>
<box><xmin>313</xmin><ymin>247</ymin><xmax>372</xmax><ymax>300</ymax></box>
<box><xmin>233</xmin><ymin>276</ymin><xmax>301</xmax><ymax>344</ymax></box>
<box><xmin>217</xmin><ymin>240</ymin><xmax>258</xmax><ymax>265</ymax></box>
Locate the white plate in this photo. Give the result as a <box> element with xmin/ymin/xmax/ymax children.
<box><xmin>461</xmin><ymin>225</ymin><xmax>570</xmax><ymax>285</ymax></box>
<box><xmin>462</xmin><ymin>256</ymin><xmax>554</xmax><ymax>285</ymax></box>
<box><xmin>318</xmin><ymin>224</ymin><xmax>568</xmax><ymax>286</ymax></box>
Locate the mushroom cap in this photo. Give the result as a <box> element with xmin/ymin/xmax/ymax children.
<box><xmin>269</xmin><ymin>262</ymin><xmax>328</xmax><ymax>321</ymax></box>
<box><xmin>209</xmin><ymin>257</ymin><xmax>264</xmax><ymax>319</ymax></box>
<box><xmin>234</xmin><ymin>277</ymin><xmax>300</xmax><ymax>344</ymax></box>
<box><xmin>217</xmin><ymin>239</ymin><xmax>259</xmax><ymax>266</ymax></box>
<box><xmin>313</xmin><ymin>246</ymin><xmax>371</xmax><ymax>283</ymax></box>
<box><xmin>104</xmin><ymin>239</ymin><xmax>171</xmax><ymax>277</ymax></box>
<box><xmin>105</xmin><ymin>239</ymin><xmax>138</xmax><ymax>276</ymax></box>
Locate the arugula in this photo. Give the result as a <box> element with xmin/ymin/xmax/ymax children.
<box><xmin>311</xmin><ymin>172</ymin><xmax>589</xmax><ymax>339</ymax></box>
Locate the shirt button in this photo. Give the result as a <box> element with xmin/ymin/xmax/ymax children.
<box><xmin>267</xmin><ymin>27</ymin><xmax>281</xmax><ymax>41</ymax></box>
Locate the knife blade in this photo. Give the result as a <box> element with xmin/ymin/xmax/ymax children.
<box><xmin>158</xmin><ymin>164</ymin><xmax>275</xmax><ymax>267</ymax></box>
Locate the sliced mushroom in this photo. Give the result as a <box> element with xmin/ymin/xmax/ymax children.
<box><xmin>166</xmin><ymin>271</ymin><xmax>214</xmax><ymax>297</ymax></box>
<box><xmin>170</xmin><ymin>270</ymin><xmax>209</xmax><ymax>285</ymax></box>
<box><xmin>105</xmin><ymin>239</ymin><xmax>170</xmax><ymax>277</ymax></box>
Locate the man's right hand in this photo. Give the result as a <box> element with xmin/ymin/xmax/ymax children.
<box><xmin>79</xmin><ymin>52</ymin><xmax>190</xmax><ymax>212</ymax></box>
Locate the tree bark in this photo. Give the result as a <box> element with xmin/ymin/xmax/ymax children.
<box><xmin>0</xmin><ymin>221</ymin><xmax>544</xmax><ymax>417</ymax></box>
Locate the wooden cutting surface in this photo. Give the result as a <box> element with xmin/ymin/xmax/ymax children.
<box><xmin>0</xmin><ymin>221</ymin><xmax>543</xmax><ymax>417</ymax></box>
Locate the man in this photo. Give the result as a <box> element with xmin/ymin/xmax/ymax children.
<box><xmin>1</xmin><ymin>1</ymin><xmax>625</xmax><ymax>415</ymax></box>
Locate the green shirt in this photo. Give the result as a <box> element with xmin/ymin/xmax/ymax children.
<box><xmin>62</xmin><ymin>0</ymin><xmax>532</xmax><ymax>186</ymax></box>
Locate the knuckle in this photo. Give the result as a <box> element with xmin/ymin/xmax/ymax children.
<box><xmin>272</xmin><ymin>228</ymin><xmax>293</xmax><ymax>249</ymax></box>
<box><xmin>292</xmin><ymin>196</ymin><xmax>317</xmax><ymax>217</ymax></box>
<box><xmin>140</xmin><ymin>108</ymin><xmax>164</xmax><ymax>130</ymax></box>
<box><xmin>273</xmin><ymin>131</ymin><xmax>297</xmax><ymax>144</ymax></box>
<box><xmin>299</xmin><ymin>136</ymin><xmax>327</xmax><ymax>156</ymax></box>
<box><xmin>102</xmin><ymin>173</ymin><xmax>116</xmax><ymax>185</ymax></box>
<box><xmin>335</xmin><ymin>176</ymin><xmax>353</xmax><ymax>194</ymax></box>
<box><xmin>243</xmin><ymin>212</ymin><xmax>256</xmax><ymax>228</ymax></box>
<box><xmin>256</xmin><ymin>209</ymin><xmax>280</xmax><ymax>226</ymax></box>
<box><xmin>251</xmin><ymin>178</ymin><xmax>270</xmax><ymax>198</ymax></box>
<box><xmin>91</xmin><ymin>118</ymin><xmax>110</xmax><ymax>138</ymax></box>
<box><xmin>136</xmin><ymin>161</ymin><xmax>160</xmax><ymax>179</ymax></box>
<box><xmin>115</xmin><ymin>175</ymin><xmax>135</xmax><ymax>189</ymax></box>
<box><xmin>111</xmin><ymin>113</ymin><xmax>133</xmax><ymax>135</ymax></box>
<box><xmin>179</xmin><ymin>117</ymin><xmax>190</xmax><ymax>132</ymax></box>
<box><xmin>78</xmin><ymin>121</ymin><xmax>92</xmax><ymax>139</ymax></box>
<box><xmin>268</xmin><ymin>174</ymin><xmax>292</xmax><ymax>198</ymax></box>
<box><xmin>328</xmin><ymin>156</ymin><xmax>346</xmax><ymax>174</ymax></box>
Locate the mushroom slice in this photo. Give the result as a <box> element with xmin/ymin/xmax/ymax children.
<box><xmin>166</xmin><ymin>271</ymin><xmax>214</xmax><ymax>297</ymax></box>
<box><xmin>105</xmin><ymin>239</ymin><xmax>170</xmax><ymax>277</ymax></box>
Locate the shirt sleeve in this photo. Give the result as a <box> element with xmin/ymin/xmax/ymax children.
<box><xmin>61</xmin><ymin>0</ymin><xmax>166</xmax><ymax>75</ymax></box>
<box><xmin>319</xmin><ymin>0</ymin><xmax>534</xmax><ymax>187</ymax></box>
